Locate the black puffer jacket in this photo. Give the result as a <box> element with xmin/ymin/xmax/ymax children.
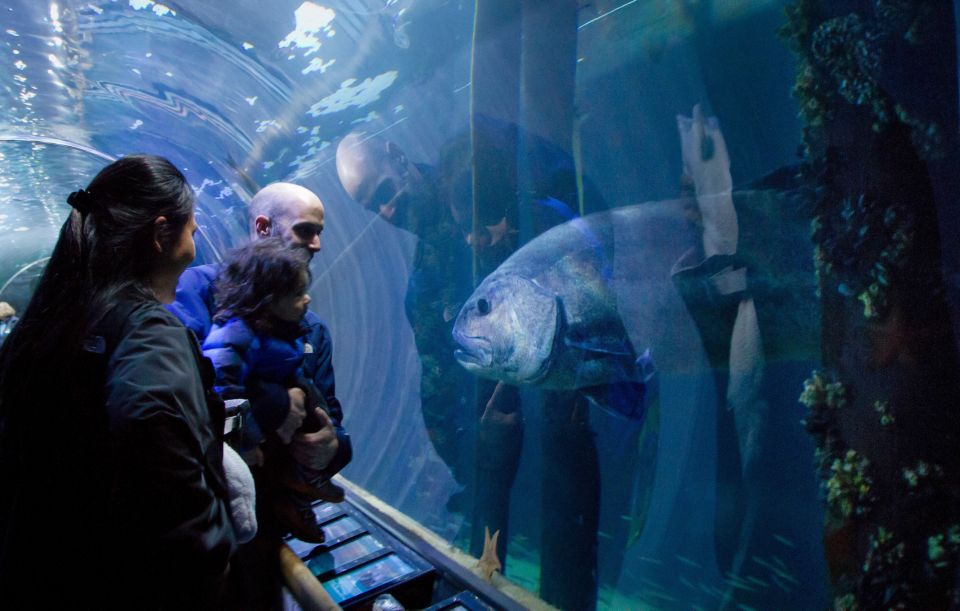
<box><xmin>0</xmin><ymin>299</ymin><xmax>237</xmax><ymax>609</ymax></box>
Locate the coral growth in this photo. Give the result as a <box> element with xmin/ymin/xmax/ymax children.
<box><xmin>826</xmin><ymin>449</ymin><xmax>875</xmax><ymax>520</ymax></box>
<box><xmin>902</xmin><ymin>460</ymin><xmax>946</xmax><ymax>510</ymax></box>
<box><xmin>799</xmin><ymin>372</ymin><xmax>874</xmax><ymax>524</ymax></box>
<box><xmin>800</xmin><ymin>370</ymin><xmax>848</xmax><ymax>411</ymax></box>
<box><xmin>833</xmin><ymin>592</ymin><xmax>858</xmax><ymax>611</ymax></box>
<box><xmin>800</xmin><ymin>371</ymin><xmax>847</xmax><ymax>458</ymax></box>
<box><xmin>873</xmin><ymin>400</ymin><xmax>894</xmax><ymax>426</ymax></box>
<box><xmin>926</xmin><ymin>525</ymin><xmax>960</xmax><ymax>572</ymax></box>
<box><xmin>903</xmin><ymin>460</ymin><xmax>943</xmax><ymax>490</ymax></box>
<box><xmin>859</xmin><ymin>527</ymin><xmax>909</xmax><ymax>608</ymax></box>
<box><xmin>785</xmin><ymin>1</ymin><xmax>960</xmax><ymax>607</ymax></box>
<box><xmin>811</xmin><ymin>195</ymin><xmax>914</xmax><ymax>320</ymax></box>
<box><xmin>779</xmin><ymin>0</ymin><xmax>944</xmax><ymax>158</ymax></box>
<box><xmin>811</xmin><ymin>14</ymin><xmax>887</xmax><ymax>126</ymax></box>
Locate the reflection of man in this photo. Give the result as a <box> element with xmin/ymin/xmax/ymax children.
<box><xmin>337</xmin><ymin>130</ymin><xmax>528</xmax><ymax>577</ymax></box>
<box><xmin>336</xmin><ymin>133</ymin><xmax>475</xmax><ymax>494</ymax></box>
<box><xmin>672</xmin><ymin>106</ymin><xmax>765</xmax><ymax>580</ymax></box>
<box><xmin>337</xmin><ymin>124</ymin><xmax>608</xmax><ymax>609</ymax></box>
<box><xmin>671</xmin><ymin>107</ymin><xmax>824</xmax><ymax>604</ymax></box>
<box><xmin>169</xmin><ymin>182</ymin><xmax>352</xmax><ymax>609</ymax></box>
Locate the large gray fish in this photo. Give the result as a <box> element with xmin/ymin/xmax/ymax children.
<box><xmin>453</xmin><ymin>189</ymin><xmax>817</xmax><ymax>552</ymax></box>
<box><xmin>452</xmin><ymin>191</ymin><xmax>817</xmax><ymax>418</ymax></box>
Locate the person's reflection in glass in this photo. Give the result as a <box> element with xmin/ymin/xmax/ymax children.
<box><xmin>337</xmin><ymin>132</ymin><xmax>476</xmax><ymax>506</ymax></box>
<box><xmin>337</xmin><ymin>122</ymin><xmax>612</xmax><ymax>609</ymax></box>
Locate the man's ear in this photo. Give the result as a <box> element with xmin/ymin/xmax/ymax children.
<box><xmin>153</xmin><ymin>216</ymin><xmax>168</xmax><ymax>254</ymax></box>
<box><xmin>254</xmin><ymin>215</ymin><xmax>272</xmax><ymax>238</ymax></box>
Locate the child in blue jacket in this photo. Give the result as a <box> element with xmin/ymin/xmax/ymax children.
<box><xmin>203</xmin><ymin>238</ymin><xmax>333</xmax><ymax>543</ymax></box>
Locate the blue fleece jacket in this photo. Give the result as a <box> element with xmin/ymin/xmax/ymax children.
<box><xmin>169</xmin><ymin>264</ymin><xmax>351</xmax><ymax>476</ymax></box>
<box><xmin>203</xmin><ymin>317</ymin><xmax>305</xmax><ymax>446</ymax></box>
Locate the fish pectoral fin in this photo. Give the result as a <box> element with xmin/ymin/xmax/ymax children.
<box><xmin>636</xmin><ymin>348</ymin><xmax>657</xmax><ymax>382</ymax></box>
<box><xmin>582</xmin><ymin>381</ymin><xmax>647</xmax><ymax>421</ymax></box>
<box><xmin>564</xmin><ymin>335</ymin><xmax>634</xmax><ymax>358</ymax></box>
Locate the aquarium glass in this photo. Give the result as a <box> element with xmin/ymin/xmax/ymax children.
<box><xmin>3</xmin><ymin>0</ymin><xmax>959</xmax><ymax>608</ymax></box>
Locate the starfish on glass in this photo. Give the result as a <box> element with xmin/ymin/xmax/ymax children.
<box><xmin>476</xmin><ymin>526</ymin><xmax>502</xmax><ymax>583</ymax></box>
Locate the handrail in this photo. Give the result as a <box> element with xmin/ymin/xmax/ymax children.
<box><xmin>279</xmin><ymin>543</ymin><xmax>342</xmax><ymax>611</ymax></box>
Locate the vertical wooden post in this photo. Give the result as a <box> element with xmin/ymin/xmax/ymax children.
<box><xmin>468</xmin><ymin>0</ymin><xmax>522</xmax><ymax>569</ymax></box>
<box><xmin>782</xmin><ymin>1</ymin><xmax>960</xmax><ymax>606</ymax></box>
<box><xmin>518</xmin><ymin>2</ymin><xmax>600</xmax><ymax>610</ymax></box>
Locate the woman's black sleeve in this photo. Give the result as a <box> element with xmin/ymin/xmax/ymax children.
<box><xmin>104</xmin><ymin>309</ymin><xmax>237</xmax><ymax>602</ymax></box>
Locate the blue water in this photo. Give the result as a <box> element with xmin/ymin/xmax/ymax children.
<box><xmin>0</xmin><ymin>1</ymin><xmax>862</xmax><ymax>608</ymax></box>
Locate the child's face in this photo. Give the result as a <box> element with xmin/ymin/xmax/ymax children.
<box><xmin>271</xmin><ymin>270</ymin><xmax>311</xmax><ymax>322</ymax></box>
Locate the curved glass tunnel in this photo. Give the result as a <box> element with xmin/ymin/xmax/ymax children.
<box><xmin>3</xmin><ymin>1</ymin><xmax>960</xmax><ymax>609</ymax></box>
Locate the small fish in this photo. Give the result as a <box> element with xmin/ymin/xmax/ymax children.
<box><xmin>770</xmin><ymin>574</ymin><xmax>792</xmax><ymax>592</ymax></box>
<box><xmin>770</xmin><ymin>556</ymin><xmax>800</xmax><ymax>585</ymax></box>
<box><xmin>773</xmin><ymin>533</ymin><xmax>795</xmax><ymax>548</ymax></box>
<box><xmin>723</xmin><ymin>575</ymin><xmax>758</xmax><ymax>592</ymax></box>
<box><xmin>752</xmin><ymin>555</ymin><xmax>798</xmax><ymax>585</ymax></box>
<box><xmin>769</xmin><ymin>555</ymin><xmax>800</xmax><ymax>585</ymax></box>
<box><xmin>644</xmin><ymin>590</ymin><xmax>679</xmax><ymax>603</ymax></box>
<box><xmin>746</xmin><ymin>575</ymin><xmax>770</xmax><ymax>588</ymax></box>
<box><xmin>639</xmin><ymin>577</ymin><xmax>665</xmax><ymax>590</ymax></box>
<box><xmin>675</xmin><ymin>554</ymin><xmax>702</xmax><ymax>568</ymax></box>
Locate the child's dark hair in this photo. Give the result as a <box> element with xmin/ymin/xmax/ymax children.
<box><xmin>213</xmin><ymin>238</ymin><xmax>311</xmax><ymax>332</ymax></box>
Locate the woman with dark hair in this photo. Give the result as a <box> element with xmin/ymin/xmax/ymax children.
<box><xmin>0</xmin><ymin>154</ymin><xmax>237</xmax><ymax>608</ymax></box>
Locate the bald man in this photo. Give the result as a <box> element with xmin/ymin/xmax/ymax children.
<box><xmin>170</xmin><ymin>182</ymin><xmax>351</xmax><ymax>504</ymax></box>
<box><xmin>336</xmin><ymin>132</ymin><xmax>454</xmax><ymax>235</ymax></box>
<box><xmin>170</xmin><ymin>183</ymin><xmax>351</xmax><ymax>608</ymax></box>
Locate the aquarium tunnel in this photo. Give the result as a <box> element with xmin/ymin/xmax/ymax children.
<box><xmin>2</xmin><ymin>0</ymin><xmax>960</xmax><ymax>609</ymax></box>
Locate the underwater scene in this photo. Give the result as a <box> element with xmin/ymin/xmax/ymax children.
<box><xmin>2</xmin><ymin>0</ymin><xmax>960</xmax><ymax>608</ymax></box>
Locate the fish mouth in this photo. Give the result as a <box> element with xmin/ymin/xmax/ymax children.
<box><xmin>454</xmin><ymin>348</ymin><xmax>490</xmax><ymax>368</ymax></box>
<box><xmin>452</xmin><ymin>331</ymin><xmax>493</xmax><ymax>369</ymax></box>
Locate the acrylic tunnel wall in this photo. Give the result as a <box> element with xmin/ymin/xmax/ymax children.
<box><xmin>3</xmin><ymin>1</ymin><xmax>960</xmax><ymax>609</ymax></box>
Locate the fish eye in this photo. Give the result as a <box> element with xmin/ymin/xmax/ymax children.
<box><xmin>477</xmin><ymin>298</ymin><xmax>490</xmax><ymax>315</ymax></box>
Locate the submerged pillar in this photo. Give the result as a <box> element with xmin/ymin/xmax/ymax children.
<box><xmin>517</xmin><ymin>1</ymin><xmax>600</xmax><ymax>610</ymax></box>
<box><xmin>781</xmin><ymin>1</ymin><xmax>960</xmax><ymax>607</ymax></box>
<box><xmin>468</xmin><ymin>0</ymin><xmax>522</xmax><ymax>568</ymax></box>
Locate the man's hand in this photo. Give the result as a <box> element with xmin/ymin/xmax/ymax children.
<box><xmin>290</xmin><ymin>408</ymin><xmax>339</xmax><ymax>471</ymax></box>
<box><xmin>677</xmin><ymin>104</ymin><xmax>737</xmax><ymax>257</ymax></box>
<box><xmin>241</xmin><ymin>446</ymin><xmax>264</xmax><ymax>467</ymax></box>
<box><xmin>275</xmin><ymin>387</ymin><xmax>307</xmax><ymax>444</ymax></box>
<box><xmin>480</xmin><ymin>381</ymin><xmax>521</xmax><ymax>426</ymax></box>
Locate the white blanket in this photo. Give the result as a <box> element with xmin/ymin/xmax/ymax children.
<box><xmin>222</xmin><ymin>444</ymin><xmax>257</xmax><ymax>543</ymax></box>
